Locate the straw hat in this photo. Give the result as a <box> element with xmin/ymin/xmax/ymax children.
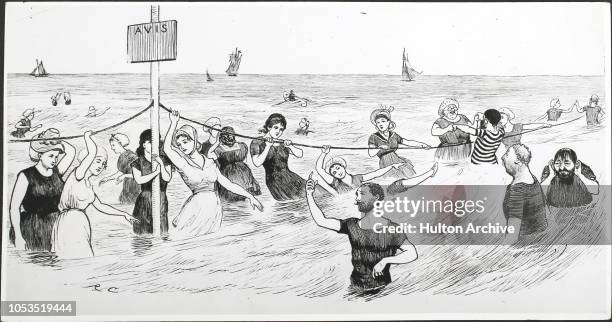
<box><xmin>29</xmin><ymin>128</ymin><xmax>64</xmax><ymax>161</ymax></box>
<box><xmin>369</xmin><ymin>105</ymin><xmax>395</xmax><ymax>126</ymax></box>
<box><xmin>324</xmin><ymin>156</ymin><xmax>347</xmax><ymax>173</ymax></box>
<box><xmin>498</xmin><ymin>107</ymin><xmax>515</xmax><ymax>120</ymax></box>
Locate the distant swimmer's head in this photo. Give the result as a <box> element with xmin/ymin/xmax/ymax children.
<box><xmin>219</xmin><ymin>126</ymin><xmax>236</xmax><ymax>147</ymax></box>
<box><xmin>325</xmin><ymin>157</ymin><xmax>347</xmax><ymax>179</ymax></box>
<box><xmin>260</xmin><ymin>113</ymin><xmax>287</xmax><ymax>139</ymax></box>
<box><xmin>174</xmin><ymin>125</ymin><xmax>200</xmax><ymax>155</ymax></box>
<box><xmin>29</xmin><ymin>128</ymin><xmax>65</xmax><ymax>169</ymax></box>
<box><xmin>502</xmin><ymin>143</ymin><xmax>531</xmax><ymax>176</ymax></box>
<box><xmin>438</xmin><ymin>98</ymin><xmax>459</xmax><ymax>120</ymax></box>
<box><xmin>355</xmin><ymin>183</ymin><xmax>385</xmax><ymax>214</ymax></box>
<box><xmin>550</xmin><ymin>98</ymin><xmax>561</xmax><ymax>109</ymax></box>
<box><xmin>22</xmin><ymin>108</ymin><xmax>37</xmax><ymax>120</ymax></box>
<box><xmin>109</xmin><ymin>133</ymin><xmax>130</xmax><ymax>154</ymax></box>
<box><xmin>498</xmin><ymin>107</ymin><xmax>515</xmax><ymax>126</ymax></box>
<box><xmin>483</xmin><ymin>109</ymin><xmax>502</xmax><ymax>129</ymax></box>
<box><xmin>370</xmin><ymin>105</ymin><xmax>396</xmax><ymax>132</ymax></box>
<box><xmin>299</xmin><ymin>118</ymin><xmax>310</xmax><ymax>129</ymax></box>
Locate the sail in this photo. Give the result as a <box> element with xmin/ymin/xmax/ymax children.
<box><xmin>225</xmin><ymin>48</ymin><xmax>242</xmax><ymax>76</ymax></box>
<box><xmin>38</xmin><ymin>60</ymin><xmax>47</xmax><ymax>75</ymax></box>
<box><xmin>401</xmin><ymin>49</ymin><xmax>420</xmax><ymax>81</ymax></box>
<box><xmin>206</xmin><ymin>70</ymin><xmax>214</xmax><ymax>81</ymax></box>
<box><xmin>30</xmin><ymin>59</ymin><xmax>48</xmax><ymax>77</ymax></box>
<box><xmin>30</xmin><ymin>59</ymin><xmax>39</xmax><ymax>76</ymax></box>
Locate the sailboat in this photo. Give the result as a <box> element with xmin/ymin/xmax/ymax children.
<box><xmin>225</xmin><ymin>48</ymin><xmax>242</xmax><ymax>76</ymax></box>
<box><xmin>401</xmin><ymin>49</ymin><xmax>421</xmax><ymax>81</ymax></box>
<box><xmin>30</xmin><ymin>59</ymin><xmax>49</xmax><ymax>77</ymax></box>
<box><xmin>206</xmin><ymin>69</ymin><xmax>214</xmax><ymax>82</ymax></box>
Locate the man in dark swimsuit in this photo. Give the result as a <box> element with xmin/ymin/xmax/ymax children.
<box><xmin>287</xmin><ymin>90</ymin><xmax>296</xmax><ymax>101</ymax></box>
<box><xmin>305</xmin><ymin>175</ymin><xmax>418</xmax><ymax>293</ymax></box>
<box><xmin>577</xmin><ymin>94</ymin><xmax>604</xmax><ymax>126</ymax></box>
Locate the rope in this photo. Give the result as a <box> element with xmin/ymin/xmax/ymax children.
<box><xmin>159</xmin><ymin>102</ymin><xmax>586</xmax><ymax>151</ymax></box>
<box><xmin>8</xmin><ymin>102</ymin><xmax>154</xmax><ymax>143</ymax></box>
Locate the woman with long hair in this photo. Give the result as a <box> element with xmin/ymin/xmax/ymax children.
<box><xmin>164</xmin><ymin>110</ymin><xmax>263</xmax><ymax>237</ymax></box>
<box><xmin>9</xmin><ymin>128</ymin><xmax>76</xmax><ymax>251</ymax></box>
<box><xmin>130</xmin><ymin>129</ymin><xmax>173</xmax><ymax>235</ymax></box>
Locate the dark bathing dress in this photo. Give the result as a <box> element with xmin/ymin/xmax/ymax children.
<box><xmin>10</xmin><ymin>166</ymin><xmax>64</xmax><ymax>251</ymax></box>
<box><xmin>131</xmin><ymin>155</ymin><xmax>171</xmax><ymax>234</ymax></box>
<box><xmin>215</xmin><ymin>142</ymin><xmax>262</xmax><ymax>201</ymax></box>
<box><xmin>250</xmin><ymin>138</ymin><xmax>306</xmax><ymax>201</ymax></box>
<box><xmin>117</xmin><ymin>150</ymin><xmax>140</xmax><ymax>204</ymax></box>
<box><xmin>433</xmin><ymin>115</ymin><xmax>472</xmax><ymax>161</ymax></box>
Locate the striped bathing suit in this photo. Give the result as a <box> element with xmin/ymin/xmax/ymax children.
<box><xmin>470</xmin><ymin>127</ymin><xmax>505</xmax><ymax>164</ymax></box>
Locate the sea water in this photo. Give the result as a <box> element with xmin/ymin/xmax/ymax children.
<box><xmin>3</xmin><ymin>74</ymin><xmax>609</xmax><ymax>302</ymax></box>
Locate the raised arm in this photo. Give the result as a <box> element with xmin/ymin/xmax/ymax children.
<box><xmin>75</xmin><ymin>131</ymin><xmax>96</xmax><ymax>181</ymax></box>
<box><xmin>216</xmin><ymin>169</ymin><xmax>263</xmax><ymax>211</ymax></box>
<box><xmin>162</xmin><ymin>110</ymin><xmax>187</xmax><ymax>169</ymax></box>
<box><xmin>9</xmin><ymin>173</ymin><xmax>28</xmax><ymax>249</ymax></box>
<box><xmin>305</xmin><ymin>173</ymin><xmax>341</xmax><ymax>231</ymax></box>
<box><xmin>315</xmin><ymin>145</ymin><xmax>335</xmax><ymax>185</ymax></box>
<box><xmin>251</xmin><ymin>138</ymin><xmax>273</xmax><ymax>167</ymax></box>
<box><xmin>57</xmin><ymin>140</ymin><xmax>76</xmax><ymax>175</ymax></box>
<box><xmin>562</xmin><ymin>101</ymin><xmax>576</xmax><ymax>113</ymax></box>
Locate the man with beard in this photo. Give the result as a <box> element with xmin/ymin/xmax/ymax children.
<box><xmin>540</xmin><ymin>148</ymin><xmax>598</xmax><ymax>208</ymax></box>
<box><xmin>501</xmin><ymin>144</ymin><xmax>548</xmax><ymax>244</ymax></box>
<box><xmin>305</xmin><ymin>174</ymin><xmax>418</xmax><ymax>293</ymax></box>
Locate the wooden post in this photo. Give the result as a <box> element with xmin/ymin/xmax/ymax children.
<box><xmin>150</xmin><ymin>5</ymin><xmax>161</xmax><ymax>235</ymax></box>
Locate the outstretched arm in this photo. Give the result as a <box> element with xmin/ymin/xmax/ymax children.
<box><xmin>285</xmin><ymin>140</ymin><xmax>303</xmax><ymax>158</ymax></box>
<box><xmin>92</xmin><ymin>196</ymin><xmax>138</xmax><ymax>224</ymax></box>
<box><xmin>216</xmin><ymin>169</ymin><xmax>263</xmax><ymax>211</ymax></box>
<box><xmin>57</xmin><ymin>140</ymin><xmax>76</xmax><ymax>175</ymax></box>
<box><xmin>454</xmin><ymin>124</ymin><xmax>477</xmax><ymax>136</ymax></box>
<box><xmin>75</xmin><ymin>131</ymin><xmax>96</xmax><ymax>181</ymax></box>
<box><xmin>522</xmin><ymin>122</ymin><xmax>552</xmax><ymax>131</ymax></box>
<box><xmin>315</xmin><ymin>146</ymin><xmax>334</xmax><ymax>184</ymax></box>
<box><xmin>306</xmin><ymin>173</ymin><xmax>341</xmax><ymax>231</ymax></box>
<box><xmin>401</xmin><ymin>138</ymin><xmax>431</xmax><ymax>149</ymax></box>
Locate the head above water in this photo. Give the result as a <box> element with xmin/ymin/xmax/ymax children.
<box><xmin>551</xmin><ymin>148</ymin><xmax>579</xmax><ymax>180</ymax></box>
<box><xmin>299</xmin><ymin>118</ymin><xmax>310</xmax><ymax>129</ymax></box>
<box><xmin>136</xmin><ymin>129</ymin><xmax>162</xmax><ymax>158</ymax></box>
<box><xmin>498</xmin><ymin>107</ymin><xmax>515</xmax><ymax>126</ymax></box>
<box><xmin>483</xmin><ymin>109</ymin><xmax>502</xmax><ymax>128</ymax></box>
<box><xmin>77</xmin><ymin>146</ymin><xmax>108</xmax><ymax>177</ymax></box>
<box><xmin>438</xmin><ymin>98</ymin><xmax>459</xmax><ymax>119</ymax></box>
<box><xmin>370</xmin><ymin>105</ymin><xmax>396</xmax><ymax>132</ymax></box>
<box><xmin>174</xmin><ymin>125</ymin><xmax>200</xmax><ymax>155</ymax></box>
<box><xmin>219</xmin><ymin>126</ymin><xmax>236</xmax><ymax>147</ymax></box>
<box><xmin>325</xmin><ymin>157</ymin><xmax>347</xmax><ymax>179</ymax></box>
<box><xmin>260</xmin><ymin>113</ymin><xmax>287</xmax><ymax>139</ymax></box>
<box><xmin>550</xmin><ymin>98</ymin><xmax>561</xmax><ymax>109</ymax></box>
<box><xmin>29</xmin><ymin>128</ymin><xmax>65</xmax><ymax>168</ymax></box>
<box><xmin>355</xmin><ymin>183</ymin><xmax>385</xmax><ymax>214</ymax></box>
<box><xmin>502</xmin><ymin>143</ymin><xmax>532</xmax><ymax>176</ymax></box>
<box><xmin>109</xmin><ymin>133</ymin><xmax>130</xmax><ymax>153</ymax></box>
<box><xmin>590</xmin><ymin>94</ymin><xmax>599</xmax><ymax>106</ymax></box>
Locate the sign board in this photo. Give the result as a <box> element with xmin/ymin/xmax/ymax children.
<box><xmin>127</xmin><ymin>20</ymin><xmax>177</xmax><ymax>63</ymax></box>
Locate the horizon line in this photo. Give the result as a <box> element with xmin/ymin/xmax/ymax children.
<box><xmin>6</xmin><ymin>72</ymin><xmax>606</xmax><ymax>77</ymax></box>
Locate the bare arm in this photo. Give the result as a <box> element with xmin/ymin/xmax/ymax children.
<box><xmin>207</xmin><ymin>140</ymin><xmax>220</xmax><ymax>160</ymax></box>
<box><xmin>401</xmin><ymin>138</ymin><xmax>431</xmax><ymax>148</ymax></box>
<box><xmin>57</xmin><ymin>140</ymin><xmax>76</xmax><ymax>175</ymax></box>
<box><xmin>251</xmin><ymin>139</ymin><xmax>272</xmax><ymax>167</ymax></box>
<box><xmin>9</xmin><ymin>173</ymin><xmax>28</xmax><ymax>248</ymax></box>
<box><xmin>305</xmin><ymin>174</ymin><xmax>341</xmax><ymax>231</ymax></box>
<box><xmin>362</xmin><ymin>164</ymin><xmax>398</xmax><ymax>182</ymax></box>
<box><xmin>285</xmin><ymin>141</ymin><xmax>303</xmax><ymax>158</ymax></box>
<box><xmin>92</xmin><ymin>196</ymin><xmax>137</xmax><ymax>224</ymax></box>
<box><xmin>162</xmin><ymin>111</ymin><xmax>187</xmax><ymax>169</ymax></box>
<box><xmin>155</xmin><ymin>156</ymin><xmax>172</xmax><ymax>182</ymax></box>
<box><xmin>131</xmin><ymin>166</ymin><xmax>160</xmax><ymax>185</ymax></box>
<box><xmin>216</xmin><ymin>169</ymin><xmax>263</xmax><ymax>211</ymax></box>
<box><xmin>75</xmin><ymin>131</ymin><xmax>96</xmax><ymax>181</ymax></box>
<box><xmin>522</xmin><ymin>123</ymin><xmax>551</xmax><ymax>131</ymax></box>
<box><xmin>315</xmin><ymin>147</ymin><xmax>334</xmax><ymax>184</ymax></box>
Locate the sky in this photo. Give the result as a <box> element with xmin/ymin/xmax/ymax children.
<box><xmin>4</xmin><ymin>2</ymin><xmax>611</xmax><ymax>75</ymax></box>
